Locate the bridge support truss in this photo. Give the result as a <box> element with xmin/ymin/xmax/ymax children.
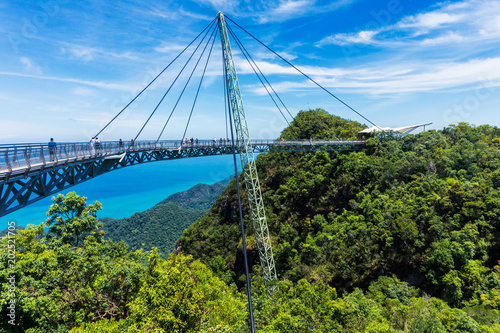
<box><xmin>217</xmin><ymin>12</ymin><xmax>278</xmax><ymax>295</ymax></box>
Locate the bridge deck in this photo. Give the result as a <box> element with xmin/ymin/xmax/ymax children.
<box><xmin>0</xmin><ymin>139</ymin><xmax>364</xmax><ymax>181</ymax></box>
<box><xmin>0</xmin><ymin>139</ymin><xmax>364</xmax><ymax>216</ymax></box>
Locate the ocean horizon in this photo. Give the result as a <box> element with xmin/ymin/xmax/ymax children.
<box><xmin>1</xmin><ymin>155</ymin><xmax>242</xmax><ymax>229</ymax></box>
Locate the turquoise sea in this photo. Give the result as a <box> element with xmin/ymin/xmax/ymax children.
<box><xmin>1</xmin><ymin>155</ymin><xmax>242</xmax><ymax>228</ymax></box>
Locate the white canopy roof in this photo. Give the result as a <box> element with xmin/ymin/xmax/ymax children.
<box><xmin>359</xmin><ymin>123</ymin><xmax>432</xmax><ymax>134</ymax></box>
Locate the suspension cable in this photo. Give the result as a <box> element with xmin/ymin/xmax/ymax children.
<box><xmin>227</xmin><ymin>22</ymin><xmax>293</xmax><ymax>124</ymax></box>
<box><xmin>180</xmin><ymin>28</ymin><xmax>217</xmax><ymax>143</ymax></box>
<box><xmin>225</xmin><ymin>15</ymin><xmax>380</xmax><ymax>129</ymax></box>
<box><xmin>224</xmin><ymin>57</ymin><xmax>229</xmax><ymax>141</ymax></box>
<box><xmin>226</xmin><ymin>25</ymin><xmax>290</xmax><ymax>126</ymax></box>
<box><xmin>156</xmin><ymin>25</ymin><xmax>218</xmax><ymax>142</ymax></box>
<box><xmin>225</xmin><ymin>86</ymin><xmax>229</xmax><ymax>140</ymax></box>
<box><xmin>93</xmin><ymin>18</ymin><xmax>217</xmax><ymax>139</ymax></box>
<box><xmin>133</xmin><ymin>20</ymin><xmax>217</xmax><ymax>142</ymax></box>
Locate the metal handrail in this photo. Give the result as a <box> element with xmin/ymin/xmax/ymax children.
<box><xmin>0</xmin><ymin>139</ymin><xmax>365</xmax><ymax>175</ymax></box>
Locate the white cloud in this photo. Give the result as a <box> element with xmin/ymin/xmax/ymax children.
<box><xmin>179</xmin><ymin>8</ymin><xmax>214</xmax><ymax>20</ymax></box>
<box><xmin>352</xmin><ymin>57</ymin><xmax>500</xmax><ymax>94</ymax></box>
<box><xmin>399</xmin><ymin>12</ymin><xmax>464</xmax><ymax>30</ymax></box>
<box><xmin>72</xmin><ymin>87</ymin><xmax>95</xmax><ymax>96</ymax></box>
<box><xmin>193</xmin><ymin>0</ymin><xmax>354</xmax><ymax>24</ymax></box>
<box><xmin>233</xmin><ymin>56</ymin><xmax>365</xmax><ymax>77</ymax></box>
<box><xmin>473</xmin><ymin>0</ymin><xmax>500</xmax><ymax>38</ymax></box>
<box><xmin>148</xmin><ymin>6</ymin><xmax>212</xmax><ymax>21</ymax></box>
<box><xmin>251</xmin><ymin>48</ymin><xmax>299</xmax><ymax>62</ymax></box>
<box><xmin>66</xmin><ymin>46</ymin><xmax>95</xmax><ymax>62</ymax></box>
<box><xmin>154</xmin><ymin>43</ymin><xmax>189</xmax><ymax>53</ymax></box>
<box><xmin>258</xmin><ymin>0</ymin><xmax>313</xmax><ymax>23</ymax></box>
<box><xmin>318</xmin><ymin>30</ymin><xmax>378</xmax><ymax>46</ymax></box>
<box><xmin>194</xmin><ymin>0</ymin><xmax>237</xmax><ymax>11</ymax></box>
<box><xmin>420</xmin><ymin>32</ymin><xmax>465</xmax><ymax>45</ymax></box>
<box><xmin>248</xmin><ymin>57</ymin><xmax>500</xmax><ymax>96</ymax></box>
<box><xmin>318</xmin><ymin>0</ymin><xmax>500</xmax><ymax>47</ymax></box>
<box><xmin>275</xmin><ymin>0</ymin><xmax>310</xmax><ymax>13</ymax></box>
<box><xmin>20</xmin><ymin>57</ymin><xmax>43</xmax><ymax>75</ymax></box>
<box><xmin>257</xmin><ymin>0</ymin><xmax>356</xmax><ymax>24</ymax></box>
<box><xmin>0</xmin><ymin>72</ymin><xmax>138</xmax><ymax>92</ymax></box>
<box><xmin>60</xmin><ymin>44</ymin><xmax>139</xmax><ymax>62</ymax></box>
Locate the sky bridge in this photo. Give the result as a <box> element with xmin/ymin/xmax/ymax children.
<box><xmin>0</xmin><ymin>139</ymin><xmax>365</xmax><ymax>217</ymax></box>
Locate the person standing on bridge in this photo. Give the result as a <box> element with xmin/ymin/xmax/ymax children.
<box><xmin>89</xmin><ymin>138</ymin><xmax>96</xmax><ymax>156</ymax></box>
<box><xmin>48</xmin><ymin>138</ymin><xmax>57</xmax><ymax>161</ymax></box>
<box><xmin>95</xmin><ymin>137</ymin><xmax>102</xmax><ymax>156</ymax></box>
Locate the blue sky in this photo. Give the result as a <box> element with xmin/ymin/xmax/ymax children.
<box><xmin>1</xmin><ymin>0</ymin><xmax>500</xmax><ymax>143</ymax></box>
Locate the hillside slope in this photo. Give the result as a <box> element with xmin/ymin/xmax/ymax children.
<box><xmin>156</xmin><ymin>176</ymin><xmax>231</xmax><ymax>210</ymax></box>
<box><xmin>177</xmin><ymin>109</ymin><xmax>500</xmax><ymax>308</ymax></box>
<box><xmin>0</xmin><ymin>226</ymin><xmax>25</xmax><ymax>237</ymax></box>
<box><xmin>101</xmin><ymin>177</ymin><xmax>231</xmax><ymax>256</ymax></box>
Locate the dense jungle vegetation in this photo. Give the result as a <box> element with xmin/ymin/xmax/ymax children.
<box><xmin>100</xmin><ymin>178</ymin><xmax>230</xmax><ymax>256</ymax></box>
<box><xmin>1</xmin><ymin>109</ymin><xmax>499</xmax><ymax>332</ymax></box>
<box><xmin>178</xmin><ymin>109</ymin><xmax>500</xmax><ymax>330</ymax></box>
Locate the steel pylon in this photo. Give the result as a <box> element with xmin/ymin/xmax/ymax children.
<box><xmin>217</xmin><ymin>12</ymin><xmax>277</xmax><ymax>296</ymax></box>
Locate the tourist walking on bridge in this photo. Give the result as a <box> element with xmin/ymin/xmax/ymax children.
<box><xmin>89</xmin><ymin>138</ymin><xmax>95</xmax><ymax>156</ymax></box>
<box><xmin>95</xmin><ymin>137</ymin><xmax>102</xmax><ymax>156</ymax></box>
<box><xmin>48</xmin><ymin>138</ymin><xmax>57</xmax><ymax>161</ymax></box>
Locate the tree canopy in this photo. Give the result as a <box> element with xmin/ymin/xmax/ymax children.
<box><xmin>45</xmin><ymin>191</ymin><xmax>102</xmax><ymax>247</ymax></box>
<box><xmin>177</xmin><ymin>109</ymin><xmax>500</xmax><ymax>329</ymax></box>
<box><xmin>2</xmin><ymin>109</ymin><xmax>500</xmax><ymax>332</ymax></box>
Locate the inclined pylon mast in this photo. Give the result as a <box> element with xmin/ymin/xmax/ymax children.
<box><xmin>217</xmin><ymin>12</ymin><xmax>277</xmax><ymax>295</ymax></box>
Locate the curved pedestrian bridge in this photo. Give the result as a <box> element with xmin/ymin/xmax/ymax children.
<box><xmin>0</xmin><ymin>139</ymin><xmax>364</xmax><ymax>216</ymax></box>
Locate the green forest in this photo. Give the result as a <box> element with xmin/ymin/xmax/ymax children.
<box><xmin>1</xmin><ymin>109</ymin><xmax>500</xmax><ymax>332</ymax></box>
<box><xmin>100</xmin><ymin>177</ymin><xmax>230</xmax><ymax>256</ymax></box>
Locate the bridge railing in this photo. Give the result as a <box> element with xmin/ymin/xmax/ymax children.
<box><xmin>0</xmin><ymin>139</ymin><xmax>365</xmax><ymax>177</ymax></box>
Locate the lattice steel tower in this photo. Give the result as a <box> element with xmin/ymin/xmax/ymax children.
<box><xmin>217</xmin><ymin>12</ymin><xmax>277</xmax><ymax>295</ymax></box>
